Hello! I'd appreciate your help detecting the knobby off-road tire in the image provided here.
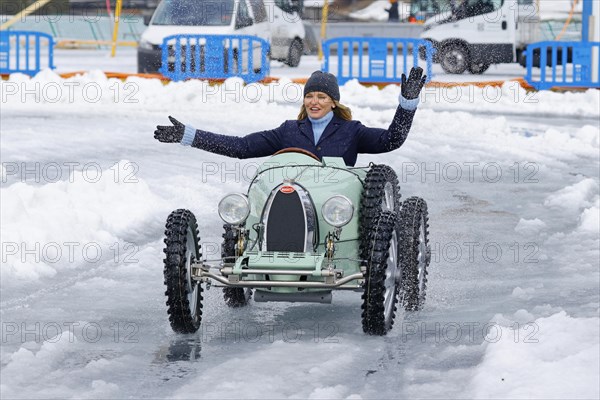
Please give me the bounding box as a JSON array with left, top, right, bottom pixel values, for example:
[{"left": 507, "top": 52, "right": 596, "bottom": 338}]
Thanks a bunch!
[
  {"left": 398, "top": 197, "right": 431, "bottom": 311},
  {"left": 359, "top": 164, "right": 401, "bottom": 261},
  {"left": 163, "top": 209, "right": 203, "bottom": 333},
  {"left": 222, "top": 224, "right": 252, "bottom": 307},
  {"left": 361, "top": 211, "right": 401, "bottom": 335}
]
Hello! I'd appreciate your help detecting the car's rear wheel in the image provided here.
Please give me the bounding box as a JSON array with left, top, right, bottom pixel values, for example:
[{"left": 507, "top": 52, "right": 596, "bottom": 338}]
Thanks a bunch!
[
  {"left": 359, "top": 164, "right": 401, "bottom": 241},
  {"left": 163, "top": 209, "right": 203, "bottom": 333},
  {"left": 398, "top": 197, "right": 431, "bottom": 311},
  {"left": 222, "top": 224, "right": 252, "bottom": 307},
  {"left": 361, "top": 211, "right": 401, "bottom": 335}
]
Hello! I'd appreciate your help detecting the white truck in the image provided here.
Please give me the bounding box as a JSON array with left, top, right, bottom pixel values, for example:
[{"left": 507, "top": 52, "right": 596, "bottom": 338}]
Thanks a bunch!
[
  {"left": 420, "top": 0, "right": 543, "bottom": 74},
  {"left": 137, "top": 0, "right": 306, "bottom": 73}
]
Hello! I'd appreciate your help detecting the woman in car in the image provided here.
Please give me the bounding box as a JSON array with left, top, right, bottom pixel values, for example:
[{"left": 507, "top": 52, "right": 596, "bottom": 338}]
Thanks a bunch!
[{"left": 154, "top": 67, "right": 426, "bottom": 167}]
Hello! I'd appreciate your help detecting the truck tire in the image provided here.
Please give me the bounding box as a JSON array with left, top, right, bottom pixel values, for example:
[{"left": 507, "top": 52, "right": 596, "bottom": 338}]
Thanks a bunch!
[
  {"left": 361, "top": 211, "right": 401, "bottom": 335},
  {"left": 222, "top": 224, "right": 252, "bottom": 307},
  {"left": 440, "top": 43, "right": 469, "bottom": 74},
  {"left": 468, "top": 62, "right": 489, "bottom": 74},
  {"left": 286, "top": 39, "right": 303, "bottom": 67},
  {"left": 398, "top": 197, "right": 431, "bottom": 311},
  {"left": 163, "top": 209, "right": 203, "bottom": 333}
]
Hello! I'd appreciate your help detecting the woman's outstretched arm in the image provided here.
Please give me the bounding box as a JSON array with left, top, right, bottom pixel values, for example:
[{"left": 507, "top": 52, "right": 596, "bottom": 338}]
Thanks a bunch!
[{"left": 155, "top": 117, "right": 284, "bottom": 159}]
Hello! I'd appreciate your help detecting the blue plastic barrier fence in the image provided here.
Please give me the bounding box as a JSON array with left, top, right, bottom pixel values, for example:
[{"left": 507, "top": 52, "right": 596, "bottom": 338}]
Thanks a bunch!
[
  {"left": 321, "top": 37, "right": 435, "bottom": 85},
  {"left": 524, "top": 41, "right": 600, "bottom": 90},
  {"left": 0, "top": 30, "right": 55, "bottom": 75},
  {"left": 160, "top": 34, "right": 269, "bottom": 83}
]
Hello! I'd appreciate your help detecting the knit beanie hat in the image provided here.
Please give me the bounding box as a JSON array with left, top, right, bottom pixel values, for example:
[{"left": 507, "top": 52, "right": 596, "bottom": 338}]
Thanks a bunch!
[{"left": 303, "top": 71, "right": 340, "bottom": 101}]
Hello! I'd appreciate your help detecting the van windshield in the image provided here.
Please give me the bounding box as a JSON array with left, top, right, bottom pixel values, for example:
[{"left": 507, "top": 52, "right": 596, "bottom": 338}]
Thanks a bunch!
[{"left": 152, "top": 0, "right": 235, "bottom": 26}]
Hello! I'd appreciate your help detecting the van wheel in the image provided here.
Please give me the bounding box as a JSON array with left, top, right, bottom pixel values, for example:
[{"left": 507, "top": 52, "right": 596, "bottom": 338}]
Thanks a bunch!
[
  {"left": 440, "top": 43, "right": 468, "bottom": 74},
  {"left": 468, "top": 62, "right": 489, "bottom": 74},
  {"left": 286, "top": 39, "right": 303, "bottom": 67}
]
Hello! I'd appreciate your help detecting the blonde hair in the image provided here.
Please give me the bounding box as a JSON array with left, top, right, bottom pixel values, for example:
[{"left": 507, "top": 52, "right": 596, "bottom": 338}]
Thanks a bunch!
[{"left": 297, "top": 100, "right": 352, "bottom": 121}]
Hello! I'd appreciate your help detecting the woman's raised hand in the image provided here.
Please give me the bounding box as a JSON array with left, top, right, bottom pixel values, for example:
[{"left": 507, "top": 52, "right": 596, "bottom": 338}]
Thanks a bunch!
[{"left": 401, "top": 67, "right": 427, "bottom": 100}]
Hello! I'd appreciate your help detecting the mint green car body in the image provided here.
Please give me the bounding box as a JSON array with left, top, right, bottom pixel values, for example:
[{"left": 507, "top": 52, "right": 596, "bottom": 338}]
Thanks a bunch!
[{"left": 229, "top": 153, "right": 369, "bottom": 297}]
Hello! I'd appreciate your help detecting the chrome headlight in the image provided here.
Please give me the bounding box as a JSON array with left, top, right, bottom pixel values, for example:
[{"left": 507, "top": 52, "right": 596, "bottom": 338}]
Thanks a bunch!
[
  {"left": 322, "top": 195, "right": 354, "bottom": 228},
  {"left": 218, "top": 193, "right": 250, "bottom": 225}
]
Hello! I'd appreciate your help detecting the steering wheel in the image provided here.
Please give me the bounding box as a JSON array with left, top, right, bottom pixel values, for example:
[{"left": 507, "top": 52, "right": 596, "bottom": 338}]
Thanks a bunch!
[{"left": 273, "top": 147, "right": 321, "bottom": 162}]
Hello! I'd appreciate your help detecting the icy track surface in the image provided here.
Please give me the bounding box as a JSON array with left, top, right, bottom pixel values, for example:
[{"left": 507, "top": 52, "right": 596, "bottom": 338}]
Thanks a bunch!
[{"left": 1, "top": 71, "right": 599, "bottom": 399}]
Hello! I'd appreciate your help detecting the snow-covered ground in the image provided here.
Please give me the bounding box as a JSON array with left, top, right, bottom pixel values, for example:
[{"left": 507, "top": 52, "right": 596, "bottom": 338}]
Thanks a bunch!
[{"left": 1, "top": 55, "right": 599, "bottom": 399}]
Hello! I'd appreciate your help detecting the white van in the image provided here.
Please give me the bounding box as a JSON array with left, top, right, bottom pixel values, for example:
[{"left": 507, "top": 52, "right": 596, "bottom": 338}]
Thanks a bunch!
[
  {"left": 420, "top": 0, "right": 543, "bottom": 74},
  {"left": 137, "top": 0, "right": 305, "bottom": 73}
]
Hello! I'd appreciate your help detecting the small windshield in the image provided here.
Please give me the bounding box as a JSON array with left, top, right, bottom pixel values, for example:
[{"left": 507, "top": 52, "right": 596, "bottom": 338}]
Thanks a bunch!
[{"left": 152, "top": 0, "right": 235, "bottom": 26}]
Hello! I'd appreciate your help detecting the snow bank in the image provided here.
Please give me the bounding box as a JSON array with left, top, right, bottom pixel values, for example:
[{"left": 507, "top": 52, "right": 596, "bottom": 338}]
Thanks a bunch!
[
  {"left": 3, "top": 72, "right": 600, "bottom": 120},
  {"left": 463, "top": 311, "right": 600, "bottom": 399},
  {"left": 578, "top": 200, "right": 600, "bottom": 233},
  {"left": 544, "top": 178, "right": 599, "bottom": 213},
  {"left": 514, "top": 218, "right": 547, "bottom": 236},
  {"left": 0, "top": 160, "right": 169, "bottom": 282}
]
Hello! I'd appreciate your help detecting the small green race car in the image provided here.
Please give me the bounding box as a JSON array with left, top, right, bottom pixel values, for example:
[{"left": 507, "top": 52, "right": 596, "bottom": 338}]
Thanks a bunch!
[{"left": 162, "top": 148, "right": 431, "bottom": 336}]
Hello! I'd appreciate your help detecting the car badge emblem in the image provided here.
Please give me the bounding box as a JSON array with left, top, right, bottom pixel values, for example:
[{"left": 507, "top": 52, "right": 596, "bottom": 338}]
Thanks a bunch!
[{"left": 280, "top": 185, "right": 295, "bottom": 194}]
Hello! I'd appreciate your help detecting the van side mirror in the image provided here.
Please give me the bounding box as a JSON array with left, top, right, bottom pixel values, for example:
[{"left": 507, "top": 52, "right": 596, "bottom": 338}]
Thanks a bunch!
[{"left": 143, "top": 14, "right": 152, "bottom": 25}]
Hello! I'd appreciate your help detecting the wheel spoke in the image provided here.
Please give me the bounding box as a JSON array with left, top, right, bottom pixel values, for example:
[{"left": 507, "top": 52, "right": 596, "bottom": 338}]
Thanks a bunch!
[
  {"left": 383, "top": 182, "right": 395, "bottom": 212},
  {"left": 384, "top": 232, "right": 398, "bottom": 319},
  {"left": 417, "top": 217, "right": 427, "bottom": 291},
  {"left": 186, "top": 229, "right": 198, "bottom": 319}
]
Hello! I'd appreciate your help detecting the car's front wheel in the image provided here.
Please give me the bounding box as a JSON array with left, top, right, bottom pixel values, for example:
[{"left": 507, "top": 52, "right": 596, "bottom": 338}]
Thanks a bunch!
[
  {"left": 163, "top": 209, "right": 203, "bottom": 333},
  {"left": 361, "top": 211, "right": 401, "bottom": 335}
]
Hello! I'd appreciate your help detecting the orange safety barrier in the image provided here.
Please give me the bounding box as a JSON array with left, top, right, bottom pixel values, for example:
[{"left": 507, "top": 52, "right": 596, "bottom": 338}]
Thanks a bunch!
[{"left": 3, "top": 71, "right": 593, "bottom": 91}]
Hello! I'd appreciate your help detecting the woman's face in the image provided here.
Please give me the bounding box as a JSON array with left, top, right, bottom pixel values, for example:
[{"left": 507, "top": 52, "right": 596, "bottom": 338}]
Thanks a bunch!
[{"left": 304, "top": 91, "right": 335, "bottom": 119}]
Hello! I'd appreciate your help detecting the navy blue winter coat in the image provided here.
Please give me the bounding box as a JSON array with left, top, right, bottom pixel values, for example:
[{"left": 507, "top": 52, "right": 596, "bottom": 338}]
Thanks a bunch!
[{"left": 187, "top": 105, "right": 416, "bottom": 167}]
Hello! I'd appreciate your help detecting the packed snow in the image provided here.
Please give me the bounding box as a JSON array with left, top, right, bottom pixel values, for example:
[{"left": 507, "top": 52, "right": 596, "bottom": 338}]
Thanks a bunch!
[{"left": 1, "top": 64, "right": 599, "bottom": 399}]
